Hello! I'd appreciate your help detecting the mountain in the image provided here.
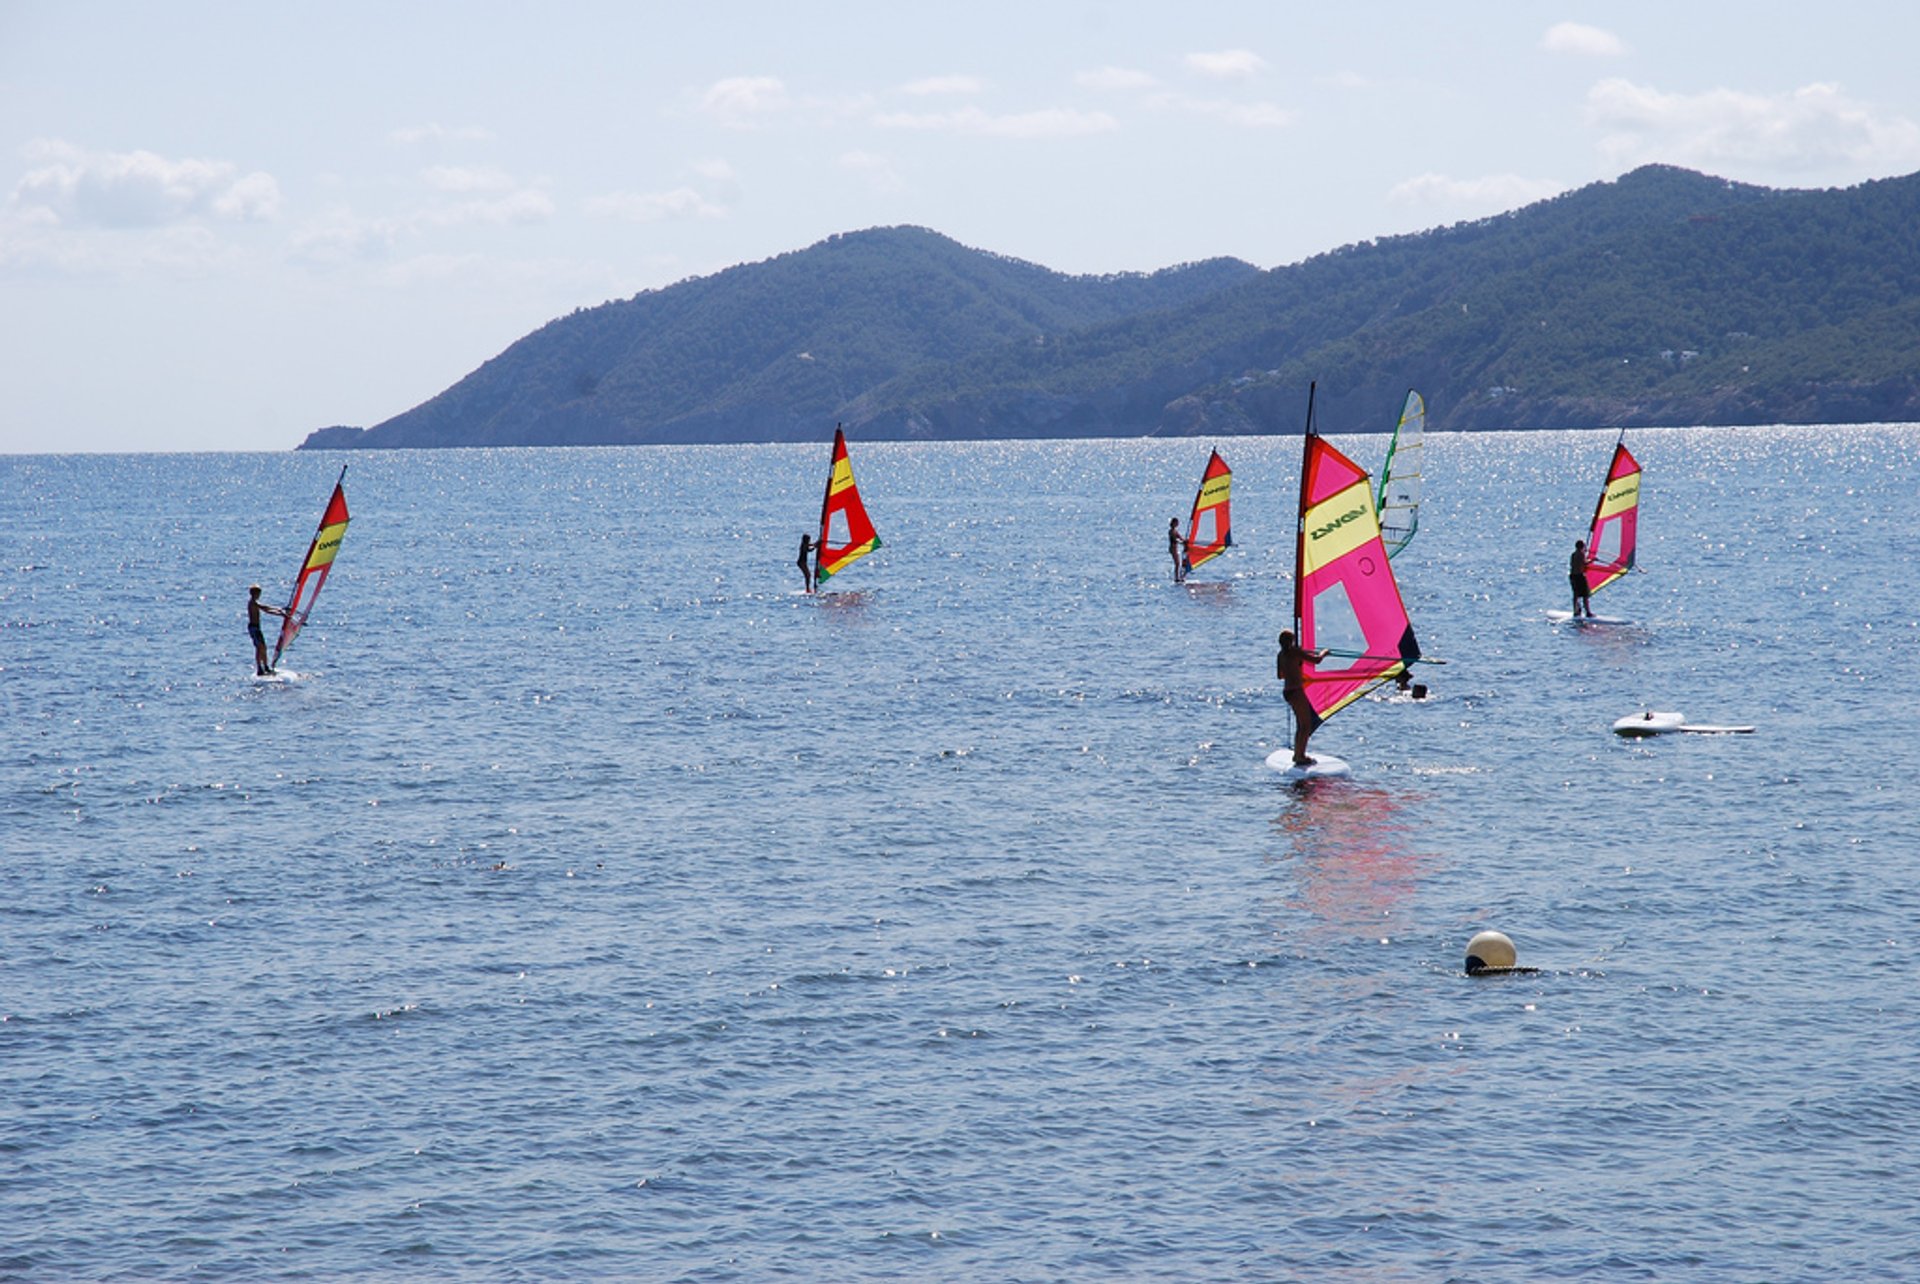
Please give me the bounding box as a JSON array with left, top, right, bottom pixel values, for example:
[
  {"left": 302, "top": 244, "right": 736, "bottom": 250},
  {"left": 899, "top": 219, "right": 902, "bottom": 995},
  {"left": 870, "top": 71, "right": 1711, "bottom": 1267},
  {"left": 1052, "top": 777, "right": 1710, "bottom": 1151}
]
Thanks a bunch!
[
  {"left": 300, "top": 165, "right": 1920, "bottom": 449},
  {"left": 307, "top": 228, "right": 1258, "bottom": 448}
]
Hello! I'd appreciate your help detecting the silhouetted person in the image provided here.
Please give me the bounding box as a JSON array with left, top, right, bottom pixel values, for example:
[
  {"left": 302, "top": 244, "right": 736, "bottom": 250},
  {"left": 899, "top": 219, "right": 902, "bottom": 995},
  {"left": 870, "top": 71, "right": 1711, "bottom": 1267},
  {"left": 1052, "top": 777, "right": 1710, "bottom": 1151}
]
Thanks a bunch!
[
  {"left": 1569, "top": 539, "right": 1594, "bottom": 617},
  {"left": 1168, "top": 518, "right": 1187, "bottom": 583},
  {"left": 1276, "top": 629, "right": 1330, "bottom": 765},
  {"left": 797, "top": 533, "right": 815, "bottom": 592},
  {"left": 247, "top": 585, "right": 286, "bottom": 676}
]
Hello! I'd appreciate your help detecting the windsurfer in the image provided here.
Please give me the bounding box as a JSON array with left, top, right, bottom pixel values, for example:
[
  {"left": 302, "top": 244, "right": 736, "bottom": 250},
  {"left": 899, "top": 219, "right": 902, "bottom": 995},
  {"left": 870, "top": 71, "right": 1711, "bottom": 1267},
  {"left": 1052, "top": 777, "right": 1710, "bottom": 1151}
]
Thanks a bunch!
[
  {"left": 797, "top": 533, "right": 815, "bottom": 592},
  {"left": 1395, "top": 670, "right": 1428, "bottom": 700},
  {"left": 1276, "top": 629, "right": 1331, "bottom": 765},
  {"left": 247, "top": 585, "right": 286, "bottom": 676},
  {"left": 1569, "top": 539, "right": 1594, "bottom": 617},
  {"left": 1168, "top": 518, "right": 1187, "bottom": 582}
]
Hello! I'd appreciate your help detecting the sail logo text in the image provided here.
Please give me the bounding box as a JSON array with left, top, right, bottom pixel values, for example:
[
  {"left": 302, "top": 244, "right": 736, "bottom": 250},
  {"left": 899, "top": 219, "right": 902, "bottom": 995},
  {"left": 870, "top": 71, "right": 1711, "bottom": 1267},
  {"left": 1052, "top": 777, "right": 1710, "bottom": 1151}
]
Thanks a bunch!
[
  {"left": 1310, "top": 508, "right": 1366, "bottom": 540},
  {"left": 1607, "top": 482, "right": 1639, "bottom": 502}
]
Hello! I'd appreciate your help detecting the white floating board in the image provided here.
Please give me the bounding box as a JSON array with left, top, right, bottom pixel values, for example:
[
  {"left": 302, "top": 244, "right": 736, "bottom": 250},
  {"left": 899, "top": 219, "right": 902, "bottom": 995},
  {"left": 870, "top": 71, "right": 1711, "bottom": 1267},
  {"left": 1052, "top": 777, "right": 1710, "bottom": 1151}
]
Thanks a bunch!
[
  {"left": 1265, "top": 749, "right": 1352, "bottom": 780},
  {"left": 1548, "top": 609, "right": 1632, "bottom": 626},
  {"left": 1679, "top": 723, "right": 1756, "bottom": 735},
  {"left": 1613, "top": 711, "right": 1684, "bottom": 736}
]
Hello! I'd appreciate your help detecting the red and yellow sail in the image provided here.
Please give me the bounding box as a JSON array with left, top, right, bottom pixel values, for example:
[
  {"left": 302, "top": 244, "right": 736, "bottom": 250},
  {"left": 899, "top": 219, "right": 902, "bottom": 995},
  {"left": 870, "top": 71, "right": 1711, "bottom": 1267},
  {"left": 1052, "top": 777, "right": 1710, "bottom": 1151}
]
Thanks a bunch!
[
  {"left": 814, "top": 426, "right": 880, "bottom": 584},
  {"left": 272, "top": 467, "right": 350, "bottom": 664},
  {"left": 1182, "top": 449, "right": 1233, "bottom": 574},
  {"left": 1582, "top": 440, "right": 1641, "bottom": 596},
  {"left": 1295, "top": 402, "right": 1420, "bottom": 726}
]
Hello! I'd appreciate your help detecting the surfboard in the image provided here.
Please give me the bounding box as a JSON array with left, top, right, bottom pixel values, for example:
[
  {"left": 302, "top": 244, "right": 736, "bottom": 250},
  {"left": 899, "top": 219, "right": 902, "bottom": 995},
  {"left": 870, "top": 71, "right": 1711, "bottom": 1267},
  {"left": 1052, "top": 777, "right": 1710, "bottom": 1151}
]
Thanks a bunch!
[
  {"left": 1548, "top": 609, "right": 1632, "bottom": 625},
  {"left": 1613, "top": 710, "right": 1684, "bottom": 736},
  {"left": 1679, "top": 723, "right": 1756, "bottom": 735},
  {"left": 250, "top": 669, "right": 302, "bottom": 684},
  {"left": 1265, "top": 749, "right": 1352, "bottom": 780}
]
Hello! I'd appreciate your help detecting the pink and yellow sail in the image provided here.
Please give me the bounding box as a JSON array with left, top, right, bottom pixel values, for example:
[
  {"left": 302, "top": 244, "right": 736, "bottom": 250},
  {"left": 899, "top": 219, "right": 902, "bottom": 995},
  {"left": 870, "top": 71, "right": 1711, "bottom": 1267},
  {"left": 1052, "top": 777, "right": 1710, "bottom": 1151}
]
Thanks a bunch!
[
  {"left": 272, "top": 467, "right": 350, "bottom": 665},
  {"left": 1182, "top": 449, "right": 1233, "bottom": 574},
  {"left": 1294, "top": 388, "right": 1420, "bottom": 727},
  {"left": 1580, "top": 438, "right": 1641, "bottom": 596},
  {"left": 814, "top": 426, "right": 880, "bottom": 584}
]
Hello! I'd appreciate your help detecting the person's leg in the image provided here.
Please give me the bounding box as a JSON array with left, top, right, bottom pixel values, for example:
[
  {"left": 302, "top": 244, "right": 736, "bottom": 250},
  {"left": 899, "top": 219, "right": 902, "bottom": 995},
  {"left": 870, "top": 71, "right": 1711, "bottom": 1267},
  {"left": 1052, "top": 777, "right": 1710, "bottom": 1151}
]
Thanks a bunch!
[{"left": 1288, "top": 691, "right": 1315, "bottom": 764}]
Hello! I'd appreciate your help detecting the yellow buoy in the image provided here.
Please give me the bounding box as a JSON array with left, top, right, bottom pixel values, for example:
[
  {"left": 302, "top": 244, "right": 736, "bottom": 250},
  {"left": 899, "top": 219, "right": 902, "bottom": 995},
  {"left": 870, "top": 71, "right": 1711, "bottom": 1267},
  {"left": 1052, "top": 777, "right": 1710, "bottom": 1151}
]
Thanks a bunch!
[{"left": 1465, "top": 929, "right": 1517, "bottom": 974}]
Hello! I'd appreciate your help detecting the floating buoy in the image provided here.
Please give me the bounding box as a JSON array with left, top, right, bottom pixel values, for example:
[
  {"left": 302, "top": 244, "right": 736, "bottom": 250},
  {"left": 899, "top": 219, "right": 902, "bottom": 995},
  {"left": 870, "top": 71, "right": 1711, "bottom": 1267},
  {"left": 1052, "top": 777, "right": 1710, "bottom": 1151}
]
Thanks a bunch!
[{"left": 1465, "top": 929, "right": 1517, "bottom": 975}]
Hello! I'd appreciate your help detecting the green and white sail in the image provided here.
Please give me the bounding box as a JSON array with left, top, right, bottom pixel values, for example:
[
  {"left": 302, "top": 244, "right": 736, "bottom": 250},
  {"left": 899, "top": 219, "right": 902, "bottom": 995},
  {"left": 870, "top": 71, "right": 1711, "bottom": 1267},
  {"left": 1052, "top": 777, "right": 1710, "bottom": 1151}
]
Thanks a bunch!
[{"left": 1377, "top": 389, "right": 1425, "bottom": 560}]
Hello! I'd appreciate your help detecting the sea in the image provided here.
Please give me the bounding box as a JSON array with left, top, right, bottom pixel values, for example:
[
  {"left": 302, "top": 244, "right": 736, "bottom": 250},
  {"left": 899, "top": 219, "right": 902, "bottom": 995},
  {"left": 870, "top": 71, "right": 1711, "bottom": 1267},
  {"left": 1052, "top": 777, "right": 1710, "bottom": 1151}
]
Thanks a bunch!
[{"left": 3, "top": 426, "right": 1918, "bottom": 1281}]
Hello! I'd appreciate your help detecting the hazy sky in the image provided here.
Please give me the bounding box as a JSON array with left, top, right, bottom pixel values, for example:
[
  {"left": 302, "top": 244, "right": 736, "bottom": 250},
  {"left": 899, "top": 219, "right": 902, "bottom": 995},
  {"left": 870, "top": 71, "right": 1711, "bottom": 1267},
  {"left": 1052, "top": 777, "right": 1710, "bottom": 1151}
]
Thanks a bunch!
[{"left": 4, "top": 2, "right": 1918, "bottom": 453}]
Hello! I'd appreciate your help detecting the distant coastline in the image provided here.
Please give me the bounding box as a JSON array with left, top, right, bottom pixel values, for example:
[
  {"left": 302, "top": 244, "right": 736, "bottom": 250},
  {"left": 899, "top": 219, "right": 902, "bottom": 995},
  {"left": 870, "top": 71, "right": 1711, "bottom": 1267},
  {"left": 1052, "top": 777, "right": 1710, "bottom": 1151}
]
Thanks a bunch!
[{"left": 300, "top": 164, "right": 1920, "bottom": 451}]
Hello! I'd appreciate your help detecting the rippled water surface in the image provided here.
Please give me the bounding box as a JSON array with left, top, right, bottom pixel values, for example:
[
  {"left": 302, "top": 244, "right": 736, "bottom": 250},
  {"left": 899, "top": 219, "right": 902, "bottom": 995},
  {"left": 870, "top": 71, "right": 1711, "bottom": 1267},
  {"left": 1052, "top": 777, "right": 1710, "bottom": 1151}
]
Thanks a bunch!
[{"left": 4, "top": 428, "right": 1919, "bottom": 1280}]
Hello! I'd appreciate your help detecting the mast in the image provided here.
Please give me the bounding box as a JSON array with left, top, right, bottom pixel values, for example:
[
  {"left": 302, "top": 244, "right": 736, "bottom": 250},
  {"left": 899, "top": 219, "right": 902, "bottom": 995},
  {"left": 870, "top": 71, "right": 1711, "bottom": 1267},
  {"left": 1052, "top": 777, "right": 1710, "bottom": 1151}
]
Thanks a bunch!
[{"left": 1292, "top": 381, "right": 1317, "bottom": 637}]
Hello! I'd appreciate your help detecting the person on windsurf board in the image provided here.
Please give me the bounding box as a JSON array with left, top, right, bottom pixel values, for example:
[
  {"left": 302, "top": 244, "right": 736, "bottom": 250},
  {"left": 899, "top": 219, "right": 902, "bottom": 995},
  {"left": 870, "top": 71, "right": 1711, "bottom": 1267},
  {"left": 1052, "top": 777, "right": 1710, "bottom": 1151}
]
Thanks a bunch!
[
  {"left": 247, "top": 585, "right": 287, "bottom": 676},
  {"left": 1276, "top": 629, "right": 1331, "bottom": 766},
  {"left": 1569, "top": 539, "right": 1595, "bottom": 618},
  {"left": 1168, "top": 517, "right": 1187, "bottom": 583},
  {"left": 797, "top": 533, "right": 815, "bottom": 592}
]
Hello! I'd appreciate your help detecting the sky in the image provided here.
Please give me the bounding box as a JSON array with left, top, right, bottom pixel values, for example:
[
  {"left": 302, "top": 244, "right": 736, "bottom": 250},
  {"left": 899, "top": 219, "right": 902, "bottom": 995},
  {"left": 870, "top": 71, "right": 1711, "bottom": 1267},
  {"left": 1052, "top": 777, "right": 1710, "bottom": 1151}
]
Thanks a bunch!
[{"left": 3, "top": 2, "right": 1919, "bottom": 454}]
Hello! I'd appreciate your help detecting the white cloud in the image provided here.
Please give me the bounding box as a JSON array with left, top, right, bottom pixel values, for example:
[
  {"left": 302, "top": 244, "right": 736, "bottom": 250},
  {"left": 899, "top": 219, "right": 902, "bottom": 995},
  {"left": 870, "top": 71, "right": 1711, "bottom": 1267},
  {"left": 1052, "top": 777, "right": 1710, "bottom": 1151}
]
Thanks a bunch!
[
  {"left": 1076, "top": 66, "right": 1159, "bottom": 92},
  {"left": 288, "top": 187, "right": 555, "bottom": 267},
  {"left": 437, "top": 190, "right": 555, "bottom": 226},
  {"left": 1184, "top": 50, "right": 1267, "bottom": 80},
  {"left": 872, "top": 106, "right": 1118, "bottom": 139},
  {"left": 390, "top": 123, "right": 494, "bottom": 146},
  {"left": 697, "top": 76, "right": 791, "bottom": 126},
  {"left": 421, "top": 165, "right": 517, "bottom": 193},
  {"left": 1144, "top": 94, "right": 1294, "bottom": 129},
  {"left": 290, "top": 207, "right": 402, "bottom": 264},
  {"left": 1319, "top": 70, "right": 1375, "bottom": 91},
  {"left": 899, "top": 74, "right": 984, "bottom": 96},
  {"left": 691, "top": 76, "right": 873, "bottom": 129},
  {"left": 585, "top": 187, "right": 728, "bottom": 222},
  {"left": 9, "top": 140, "right": 281, "bottom": 228},
  {"left": 1541, "top": 22, "right": 1627, "bottom": 57},
  {"left": 1388, "top": 172, "right": 1570, "bottom": 212},
  {"left": 211, "top": 171, "right": 282, "bottom": 221},
  {"left": 839, "top": 150, "right": 904, "bottom": 193},
  {"left": 692, "top": 158, "right": 736, "bottom": 182},
  {"left": 1586, "top": 78, "right": 1920, "bottom": 174},
  {"left": 0, "top": 216, "right": 244, "bottom": 274}
]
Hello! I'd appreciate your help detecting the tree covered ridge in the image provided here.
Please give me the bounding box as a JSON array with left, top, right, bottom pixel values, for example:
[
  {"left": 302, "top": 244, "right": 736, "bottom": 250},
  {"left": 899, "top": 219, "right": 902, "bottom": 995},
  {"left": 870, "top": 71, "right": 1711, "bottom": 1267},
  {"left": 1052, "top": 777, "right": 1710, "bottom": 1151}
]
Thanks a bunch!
[{"left": 300, "top": 165, "right": 1920, "bottom": 450}]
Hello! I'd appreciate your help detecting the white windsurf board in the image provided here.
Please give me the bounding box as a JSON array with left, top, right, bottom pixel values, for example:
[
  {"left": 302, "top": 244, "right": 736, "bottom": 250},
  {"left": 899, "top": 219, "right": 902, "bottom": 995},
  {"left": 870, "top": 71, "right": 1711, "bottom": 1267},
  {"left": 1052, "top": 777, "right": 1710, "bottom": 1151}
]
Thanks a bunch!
[
  {"left": 1679, "top": 723, "right": 1756, "bottom": 735},
  {"left": 1548, "top": 609, "right": 1632, "bottom": 626},
  {"left": 1613, "top": 710, "right": 1684, "bottom": 736},
  {"left": 1265, "top": 749, "right": 1352, "bottom": 780}
]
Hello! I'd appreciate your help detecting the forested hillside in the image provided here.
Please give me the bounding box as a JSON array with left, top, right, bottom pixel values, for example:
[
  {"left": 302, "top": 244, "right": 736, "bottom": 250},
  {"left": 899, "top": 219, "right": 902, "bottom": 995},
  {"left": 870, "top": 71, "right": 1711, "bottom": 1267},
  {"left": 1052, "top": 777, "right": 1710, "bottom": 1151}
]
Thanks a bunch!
[
  {"left": 309, "top": 228, "right": 1257, "bottom": 448},
  {"left": 302, "top": 165, "right": 1920, "bottom": 449}
]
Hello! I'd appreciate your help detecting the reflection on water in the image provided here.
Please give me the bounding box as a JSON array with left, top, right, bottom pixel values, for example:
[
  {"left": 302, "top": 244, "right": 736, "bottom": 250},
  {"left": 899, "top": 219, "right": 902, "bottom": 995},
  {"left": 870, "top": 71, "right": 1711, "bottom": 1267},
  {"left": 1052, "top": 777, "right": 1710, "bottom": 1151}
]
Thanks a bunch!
[
  {"left": 1273, "top": 783, "right": 1432, "bottom": 938},
  {"left": 1178, "top": 579, "right": 1238, "bottom": 607}
]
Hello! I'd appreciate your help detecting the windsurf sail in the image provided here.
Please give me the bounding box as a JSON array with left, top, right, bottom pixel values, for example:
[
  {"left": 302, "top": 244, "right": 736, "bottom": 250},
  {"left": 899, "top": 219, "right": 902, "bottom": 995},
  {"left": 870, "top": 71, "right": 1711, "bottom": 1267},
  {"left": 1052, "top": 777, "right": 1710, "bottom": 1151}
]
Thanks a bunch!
[
  {"left": 814, "top": 425, "right": 880, "bottom": 585},
  {"left": 1294, "top": 385, "right": 1421, "bottom": 728},
  {"left": 1377, "top": 389, "right": 1425, "bottom": 560},
  {"left": 272, "top": 466, "right": 350, "bottom": 665},
  {"left": 1581, "top": 435, "right": 1642, "bottom": 596},
  {"left": 1182, "top": 449, "right": 1233, "bottom": 574}
]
